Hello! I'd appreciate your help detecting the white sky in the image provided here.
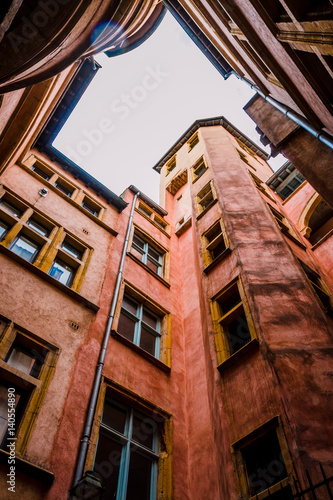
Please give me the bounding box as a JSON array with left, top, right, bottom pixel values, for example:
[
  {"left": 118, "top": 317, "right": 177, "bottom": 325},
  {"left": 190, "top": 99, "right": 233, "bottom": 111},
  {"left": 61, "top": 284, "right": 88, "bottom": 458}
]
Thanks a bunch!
[{"left": 54, "top": 11, "right": 284, "bottom": 203}]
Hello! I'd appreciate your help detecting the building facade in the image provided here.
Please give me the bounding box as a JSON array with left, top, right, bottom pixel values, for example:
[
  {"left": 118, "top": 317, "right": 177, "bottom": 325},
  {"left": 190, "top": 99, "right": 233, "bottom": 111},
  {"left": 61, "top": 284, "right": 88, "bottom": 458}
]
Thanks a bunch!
[{"left": 0, "top": 57, "right": 332, "bottom": 500}]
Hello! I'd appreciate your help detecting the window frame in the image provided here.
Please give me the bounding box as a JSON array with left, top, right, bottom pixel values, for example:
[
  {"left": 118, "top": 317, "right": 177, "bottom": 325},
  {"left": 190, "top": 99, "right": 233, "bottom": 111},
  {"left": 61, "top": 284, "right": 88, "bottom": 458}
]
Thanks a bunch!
[
  {"left": 0, "top": 317, "right": 58, "bottom": 456},
  {"left": 201, "top": 218, "right": 230, "bottom": 270},
  {"left": 136, "top": 200, "right": 169, "bottom": 235},
  {"left": 165, "top": 156, "right": 176, "bottom": 176},
  {"left": 298, "top": 260, "right": 333, "bottom": 316},
  {"left": 231, "top": 417, "right": 296, "bottom": 500},
  {"left": 118, "top": 293, "right": 162, "bottom": 359},
  {"left": 210, "top": 278, "right": 258, "bottom": 367},
  {"left": 129, "top": 228, "right": 169, "bottom": 283},
  {"left": 187, "top": 132, "right": 199, "bottom": 152},
  {"left": 194, "top": 180, "right": 218, "bottom": 219},
  {"left": 85, "top": 384, "right": 173, "bottom": 500},
  {"left": 191, "top": 156, "right": 208, "bottom": 183}
]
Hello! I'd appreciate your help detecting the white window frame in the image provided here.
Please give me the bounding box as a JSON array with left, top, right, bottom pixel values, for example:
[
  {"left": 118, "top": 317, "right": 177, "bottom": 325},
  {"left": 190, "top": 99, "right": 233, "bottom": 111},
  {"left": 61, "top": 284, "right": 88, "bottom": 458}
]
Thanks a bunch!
[{"left": 132, "top": 233, "right": 163, "bottom": 276}]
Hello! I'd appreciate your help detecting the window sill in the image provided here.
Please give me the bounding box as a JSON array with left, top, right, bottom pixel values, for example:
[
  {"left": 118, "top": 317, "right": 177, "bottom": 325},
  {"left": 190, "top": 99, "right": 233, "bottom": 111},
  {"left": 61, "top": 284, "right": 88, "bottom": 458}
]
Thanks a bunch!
[
  {"left": 127, "top": 252, "right": 170, "bottom": 288},
  {"left": 111, "top": 330, "right": 171, "bottom": 373},
  {"left": 217, "top": 338, "right": 259, "bottom": 373},
  {"left": 0, "top": 244, "right": 99, "bottom": 312},
  {"left": 196, "top": 198, "right": 218, "bottom": 220},
  {"left": 203, "top": 248, "right": 231, "bottom": 274},
  {"left": 135, "top": 208, "right": 170, "bottom": 237},
  {"left": 0, "top": 449, "right": 54, "bottom": 484}
]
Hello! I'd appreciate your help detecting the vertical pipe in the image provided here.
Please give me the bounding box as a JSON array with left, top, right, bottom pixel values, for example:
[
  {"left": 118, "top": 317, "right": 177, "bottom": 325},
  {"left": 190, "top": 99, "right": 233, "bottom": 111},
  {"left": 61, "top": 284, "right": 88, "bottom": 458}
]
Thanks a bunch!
[{"left": 72, "top": 191, "right": 140, "bottom": 487}]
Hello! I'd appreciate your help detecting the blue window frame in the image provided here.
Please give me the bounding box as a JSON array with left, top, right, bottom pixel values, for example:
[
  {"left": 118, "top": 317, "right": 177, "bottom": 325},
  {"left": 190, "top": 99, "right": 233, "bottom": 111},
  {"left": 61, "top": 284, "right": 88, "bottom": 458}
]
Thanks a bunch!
[
  {"left": 131, "top": 233, "right": 163, "bottom": 276},
  {"left": 93, "top": 398, "right": 159, "bottom": 500},
  {"left": 118, "top": 295, "right": 161, "bottom": 358}
]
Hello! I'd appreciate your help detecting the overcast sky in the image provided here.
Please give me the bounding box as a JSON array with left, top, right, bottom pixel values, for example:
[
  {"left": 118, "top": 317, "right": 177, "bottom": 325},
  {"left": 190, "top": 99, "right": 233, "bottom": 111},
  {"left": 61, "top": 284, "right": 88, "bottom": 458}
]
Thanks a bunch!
[{"left": 54, "top": 11, "right": 284, "bottom": 202}]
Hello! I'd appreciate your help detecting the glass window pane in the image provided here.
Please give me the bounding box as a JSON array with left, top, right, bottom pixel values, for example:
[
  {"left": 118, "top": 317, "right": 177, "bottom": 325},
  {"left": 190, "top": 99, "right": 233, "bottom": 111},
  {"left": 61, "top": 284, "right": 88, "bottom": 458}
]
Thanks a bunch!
[
  {"left": 227, "top": 312, "right": 251, "bottom": 354},
  {"left": 132, "top": 414, "right": 154, "bottom": 450},
  {"left": 6, "top": 348, "right": 35, "bottom": 375},
  {"left": 49, "top": 258, "right": 74, "bottom": 286},
  {"left": 61, "top": 241, "right": 83, "bottom": 260},
  {"left": 0, "top": 200, "right": 22, "bottom": 217},
  {"left": 142, "top": 309, "right": 158, "bottom": 330},
  {"left": 94, "top": 434, "right": 122, "bottom": 499},
  {"left": 140, "top": 327, "right": 156, "bottom": 356},
  {"left": 31, "top": 165, "right": 50, "bottom": 180},
  {"left": 118, "top": 313, "right": 136, "bottom": 342},
  {"left": 102, "top": 400, "right": 127, "bottom": 434},
  {"left": 27, "top": 218, "right": 50, "bottom": 237},
  {"left": 122, "top": 296, "right": 138, "bottom": 315},
  {"left": 132, "top": 246, "right": 144, "bottom": 261},
  {"left": 133, "top": 234, "right": 145, "bottom": 250},
  {"left": 10, "top": 235, "right": 40, "bottom": 263},
  {"left": 82, "top": 201, "right": 98, "bottom": 216},
  {"left": 0, "top": 221, "right": 9, "bottom": 240},
  {"left": 146, "top": 259, "right": 159, "bottom": 274},
  {"left": 126, "top": 451, "right": 152, "bottom": 500},
  {"left": 54, "top": 182, "right": 72, "bottom": 197},
  {"left": 147, "top": 246, "right": 160, "bottom": 261}
]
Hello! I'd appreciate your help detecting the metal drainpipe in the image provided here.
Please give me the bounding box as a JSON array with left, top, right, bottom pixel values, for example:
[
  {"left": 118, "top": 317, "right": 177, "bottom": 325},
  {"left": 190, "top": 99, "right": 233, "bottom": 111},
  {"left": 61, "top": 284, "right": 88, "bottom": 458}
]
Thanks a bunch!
[
  {"left": 229, "top": 71, "right": 333, "bottom": 150},
  {"left": 72, "top": 191, "right": 140, "bottom": 487}
]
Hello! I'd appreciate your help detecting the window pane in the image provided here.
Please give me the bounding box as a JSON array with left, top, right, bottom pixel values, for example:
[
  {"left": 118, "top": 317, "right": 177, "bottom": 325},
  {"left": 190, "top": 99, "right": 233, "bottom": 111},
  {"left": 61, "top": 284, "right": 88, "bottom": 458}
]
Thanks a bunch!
[
  {"left": 227, "top": 312, "right": 251, "bottom": 354},
  {"left": 102, "top": 400, "right": 127, "bottom": 434},
  {"left": 142, "top": 309, "right": 158, "bottom": 330},
  {"left": 147, "top": 246, "right": 160, "bottom": 261},
  {"left": 140, "top": 326, "right": 156, "bottom": 356},
  {"left": 49, "top": 258, "right": 74, "bottom": 286},
  {"left": 0, "top": 200, "right": 22, "bottom": 217},
  {"left": 27, "top": 218, "right": 50, "bottom": 237},
  {"left": 132, "top": 246, "right": 144, "bottom": 261},
  {"left": 0, "top": 221, "right": 9, "bottom": 240},
  {"left": 61, "top": 241, "right": 83, "bottom": 260},
  {"left": 122, "top": 296, "right": 138, "bottom": 315},
  {"left": 10, "top": 235, "right": 40, "bottom": 263},
  {"left": 31, "top": 165, "right": 50, "bottom": 180},
  {"left": 54, "top": 182, "right": 72, "bottom": 197},
  {"left": 6, "top": 348, "right": 35, "bottom": 375},
  {"left": 118, "top": 313, "right": 136, "bottom": 342},
  {"left": 211, "top": 240, "right": 226, "bottom": 260},
  {"left": 133, "top": 234, "right": 145, "bottom": 250},
  {"left": 94, "top": 434, "right": 122, "bottom": 499},
  {"left": 218, "top": 285, "right": 241, "bottom": 316},
  {"left": 132, "top": 414, "right": 154, "bottom": 450},
  {"left": 146, "top": 259, "right": 159, "bottom": 274},
  {"left": 126, "top": 451, "right": 152, "bottom": 500},
  {"left": 82, "top": 201, "right": 98, "bottom": 216}
]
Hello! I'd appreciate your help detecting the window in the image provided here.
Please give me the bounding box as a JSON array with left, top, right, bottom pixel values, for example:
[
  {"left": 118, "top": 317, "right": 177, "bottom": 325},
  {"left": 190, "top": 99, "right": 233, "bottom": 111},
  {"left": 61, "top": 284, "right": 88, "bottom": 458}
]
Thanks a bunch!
[
  {"left": 0, "top": 220, "right": 10, "bottom": 241},
  {"left": 93, "top": 398, "right": 159, "bottom": 500},
  {"left": 131, "top": 232, "right": 164, "bottom": 277},
  {"left": 26, "top": 217, "right": 50, "bottom": 237},
  {"left": 118, "top": 294, "right": 161, "bottom": 357},
  {"left": 188, "top": 133, "right": 199, "bottom": 151},
  {"left": 191, "top": 156, "right": 208, "bottom": 182},
  {"left": 81, "top": 197, "right": 101, "bottom": 217},
  {"left": 0, "top": 319, "right": 58, "bottom": 454},
  {"left": 211, "top": 279, "right": 257, "bottom": 365},
  {"left": 232, "top": 422, "right": 293, "bottom": 499},
  {"left": 248, "top": 171, "right": 276, "bottom": 202},
  {"left": 267, "top": 204, "right": 300, "bottom": 241},
  {"left": 9, "top": 234, "right": 41, "bottom": 263},
  {"left": 31, "top": 163, "right": 51, "bottom": 181},
  {"left": 0, "top": 198, "right": 23, "bottom": 218},
  {"left": 54, "top": 180, "right": 73, "bottom": 197},
  {"left": 201, "top": 219, "right": 229, "bottom": 268},
  {"left": 278, "top": 172, "right": 305, "bottom": 200},
  {"left": 194, "top": 180, "right": 217, "bottom": 218},
  {"left": 166, "top": 156, "right": 176, "bottom": 176},
  {"left": 49, "top": 258, "right": 75, "bottom": 286},
  {"left": 48, "top": 236, "right": 87, "bottom": 288},
  {"left": 136, "top": 201, "right": 169, "bottom": 233},
  {"left": 299, "top": 261, "right": 333, "bottom": 316},
  {"left": 307, "top": 198, "right": 333, "bottom": 245}
]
